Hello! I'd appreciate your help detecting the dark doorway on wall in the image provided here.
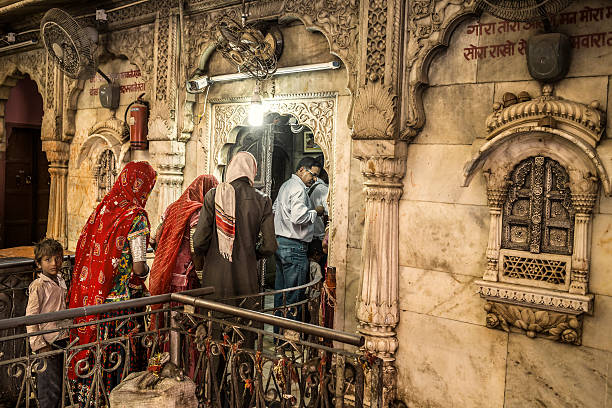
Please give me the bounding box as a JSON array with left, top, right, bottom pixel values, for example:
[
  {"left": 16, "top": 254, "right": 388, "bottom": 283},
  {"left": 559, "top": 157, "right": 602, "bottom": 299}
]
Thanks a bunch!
[
  {"left": 1, "top": 76, "right": 47, "bottom": 249},
  {"left": 2, "top": 128, "right": 49, "bottom": 248}
]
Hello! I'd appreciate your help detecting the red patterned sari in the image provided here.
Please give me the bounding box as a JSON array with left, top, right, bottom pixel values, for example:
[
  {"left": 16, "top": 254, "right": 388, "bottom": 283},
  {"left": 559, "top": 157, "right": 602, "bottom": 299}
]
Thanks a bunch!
[
  {"left": 69, "top": 161, "right": 156, "bottom": 371},
  {"left": 149, "top": 175, "right": 218, "bottom": 297}
]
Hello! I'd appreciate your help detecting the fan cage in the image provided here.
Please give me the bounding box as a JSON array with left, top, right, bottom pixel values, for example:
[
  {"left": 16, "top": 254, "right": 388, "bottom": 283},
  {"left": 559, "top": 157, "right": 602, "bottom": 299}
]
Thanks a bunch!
[
  {"left": 40, "top": 8, "right": 97, "bottom": 80},
  {"left": 476, "top": 0, "right": 573, "bottom": 22}
]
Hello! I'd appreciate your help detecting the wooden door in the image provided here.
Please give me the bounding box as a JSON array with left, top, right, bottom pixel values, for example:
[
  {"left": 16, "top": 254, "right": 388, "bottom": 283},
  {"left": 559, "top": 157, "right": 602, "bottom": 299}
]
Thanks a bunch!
[{"left": 3, "top": 127, "right": 48, "bottom": 248}]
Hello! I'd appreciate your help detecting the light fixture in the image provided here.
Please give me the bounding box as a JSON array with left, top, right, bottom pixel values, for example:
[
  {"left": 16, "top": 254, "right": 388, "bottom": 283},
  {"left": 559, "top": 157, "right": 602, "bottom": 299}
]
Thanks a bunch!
[
  {"left": 248, "top": 85, "right": 265, "bottom": 126},
  {"left": 187, "top": 61, "right": 341, "bottom": 93},
  {"left": 0, "top": 39, "right": 37, "bottom": 54}
]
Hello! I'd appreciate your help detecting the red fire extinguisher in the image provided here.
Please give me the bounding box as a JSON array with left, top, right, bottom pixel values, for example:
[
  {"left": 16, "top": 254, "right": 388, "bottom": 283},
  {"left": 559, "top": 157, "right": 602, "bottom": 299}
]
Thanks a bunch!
[{"left": 125, "top": 93, "right": 149, "bottom": 150}]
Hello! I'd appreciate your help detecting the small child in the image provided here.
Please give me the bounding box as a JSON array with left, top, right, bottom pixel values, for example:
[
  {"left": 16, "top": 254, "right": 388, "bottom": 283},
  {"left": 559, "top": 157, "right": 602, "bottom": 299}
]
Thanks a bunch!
[{"left": 25, "top": 238, "right": 68, "bottom": 408}]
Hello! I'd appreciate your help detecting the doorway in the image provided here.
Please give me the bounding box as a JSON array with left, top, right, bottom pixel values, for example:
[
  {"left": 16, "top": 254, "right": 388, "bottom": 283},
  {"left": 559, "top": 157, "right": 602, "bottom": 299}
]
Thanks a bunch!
[
  {"left": 226, "top": 113, "right": 325, "bottom": 289},
  {"left": 0, "top": 76, "right": 47, "bottom": 249},
  {"left": 2, "top": 128, "right": 50, "bottom": 248}
]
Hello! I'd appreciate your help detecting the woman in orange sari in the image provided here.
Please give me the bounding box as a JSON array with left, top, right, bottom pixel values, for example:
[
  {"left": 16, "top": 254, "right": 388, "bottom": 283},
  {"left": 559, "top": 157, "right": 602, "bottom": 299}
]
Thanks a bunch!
[
  {"left": 149, "top": 175, "right": 218, "bottom": 297},
  {"left": 69, "top": 161, "right": 157, "bottom": 403}
]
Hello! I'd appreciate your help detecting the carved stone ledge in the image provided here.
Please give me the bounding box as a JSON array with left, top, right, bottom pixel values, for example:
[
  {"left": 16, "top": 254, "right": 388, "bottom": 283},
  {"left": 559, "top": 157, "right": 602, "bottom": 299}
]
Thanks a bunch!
[
  {"left": 485, "top": 85, "right": 606, "bottom": 145},
  {"left": 476, "top": 280, "right": 594, "bottom": 315},
  {"left": 484, "top": 301, "right": 583, "bottom": 345}
]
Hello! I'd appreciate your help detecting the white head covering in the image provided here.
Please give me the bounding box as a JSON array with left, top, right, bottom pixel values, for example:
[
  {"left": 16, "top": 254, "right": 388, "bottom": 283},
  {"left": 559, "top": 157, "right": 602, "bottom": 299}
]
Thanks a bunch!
[{"left": 214, "top": 152, "right": 257, "bottom": 261}]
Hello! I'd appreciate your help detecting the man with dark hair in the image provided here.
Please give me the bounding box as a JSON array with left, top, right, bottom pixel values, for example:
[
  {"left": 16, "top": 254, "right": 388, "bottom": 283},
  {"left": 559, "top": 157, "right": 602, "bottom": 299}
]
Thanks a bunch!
[{"left": 273, "top": 156, "right": 323, "bottom": 320}]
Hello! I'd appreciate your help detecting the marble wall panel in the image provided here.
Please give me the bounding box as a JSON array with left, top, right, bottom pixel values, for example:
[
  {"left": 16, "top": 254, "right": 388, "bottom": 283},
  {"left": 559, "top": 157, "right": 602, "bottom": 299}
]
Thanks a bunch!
[
  {"left": 413, "top": 83, "right": 494, "bottom": 145},
  {"left": 395, "top": 311, "right": 507, "bottom": 407},
  {"left": 398, "top": 200, "right": 488, "bottom": 277},
  {"left": 340, "top": 247, "right": 361, "bottom": 335},
  {"left": 588, "top": 212, "right": 612, "bottom": 297},
  {"left": 428, "top": 18, "right": 479, "bottom": 86},
  {"left": 504, "top": 334, "right": 610, "bottom": 408},
  {"left": 583, "top": 294, "right": 612, "bottom": 352},
  {"left": 398, "top": 266, "right": 484, "bottom": 326},
  {"left": 346, "top": 155, "right": 364, "bottom": 249},
  {"left": 402, "top": 144, "right": 487, "bottom": 206}
]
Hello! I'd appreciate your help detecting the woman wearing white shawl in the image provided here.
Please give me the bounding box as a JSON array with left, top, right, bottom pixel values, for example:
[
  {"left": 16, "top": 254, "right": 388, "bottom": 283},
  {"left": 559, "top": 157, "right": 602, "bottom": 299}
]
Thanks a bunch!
[{"left": 193, "top": 152, "right": 277, "bottom": 298}]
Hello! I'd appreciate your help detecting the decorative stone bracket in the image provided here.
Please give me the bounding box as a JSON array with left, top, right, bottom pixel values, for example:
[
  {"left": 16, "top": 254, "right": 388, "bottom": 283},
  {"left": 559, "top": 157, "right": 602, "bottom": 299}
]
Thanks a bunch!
[{"left": 463, "top": 85, "right": 607, "bottom": 345}]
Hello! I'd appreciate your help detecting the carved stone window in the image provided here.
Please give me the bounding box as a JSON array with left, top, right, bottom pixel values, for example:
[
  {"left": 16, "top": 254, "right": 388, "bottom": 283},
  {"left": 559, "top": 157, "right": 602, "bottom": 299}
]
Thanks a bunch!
[
  {"left": 462, "top": 85, "right": 607, "bottom": 345},
  {"left": 95, "top": 149, "right": 117, "bottom": 201},
  {"left": 502, "top": 156, "right": 574, "bottom": 255}
]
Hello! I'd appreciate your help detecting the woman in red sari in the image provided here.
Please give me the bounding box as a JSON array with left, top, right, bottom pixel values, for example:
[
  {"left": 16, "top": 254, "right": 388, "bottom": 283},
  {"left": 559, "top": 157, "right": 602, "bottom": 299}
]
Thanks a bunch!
[
  {"left": 69, "top": 161, "right": 157, "bottom": 403},
  {"left": 148, "top": 175, "right": 218, "bottom": 377},
  {"left": 149, "top": 174, "right": 218, "bottom": 296}
]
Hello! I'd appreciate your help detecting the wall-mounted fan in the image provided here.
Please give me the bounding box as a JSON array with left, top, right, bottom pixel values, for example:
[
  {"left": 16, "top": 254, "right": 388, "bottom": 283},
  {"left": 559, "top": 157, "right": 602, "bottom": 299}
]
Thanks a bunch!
[
  {"left": 476, "top": 0, "right": 574, "bottom": 83},
  {"left": 215, "top": 15, "right": 283, "bottom": 81},
  {"left": 40, "top": 8, "right": 119, "bottom": 109},
  {"left": 475, "top": 0, "right": 573, "bottom": 23}
]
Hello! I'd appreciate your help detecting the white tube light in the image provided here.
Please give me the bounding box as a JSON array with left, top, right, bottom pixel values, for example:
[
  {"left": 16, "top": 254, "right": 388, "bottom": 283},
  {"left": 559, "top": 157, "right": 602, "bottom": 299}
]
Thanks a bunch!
[
  {"left": 0, "top": 39, "right": 37, "bottom": 53},
  {"left": 187, "top": 61, "right": 341, "bottom": 93}
]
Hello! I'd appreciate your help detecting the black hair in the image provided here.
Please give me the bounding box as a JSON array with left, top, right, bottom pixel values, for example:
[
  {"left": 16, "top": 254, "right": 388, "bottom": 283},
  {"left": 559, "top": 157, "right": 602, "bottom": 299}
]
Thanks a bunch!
[
  {"left": 295, "top": 156, "right": 321, "bottom": 172},
  {"left": 34, "top": 238, "right": 64, "bottom": 264},
  {"left": 308, "top": 240, "right": 323, "bottom": 258},
  {"left": 318, "top": 168, "right": 329, "bottom": 184}
]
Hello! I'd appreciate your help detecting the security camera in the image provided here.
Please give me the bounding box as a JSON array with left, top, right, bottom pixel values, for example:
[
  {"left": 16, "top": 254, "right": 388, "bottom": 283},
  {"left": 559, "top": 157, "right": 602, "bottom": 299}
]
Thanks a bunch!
[{"left": 186, "top": 76, "right": 211, "bottom": 93}]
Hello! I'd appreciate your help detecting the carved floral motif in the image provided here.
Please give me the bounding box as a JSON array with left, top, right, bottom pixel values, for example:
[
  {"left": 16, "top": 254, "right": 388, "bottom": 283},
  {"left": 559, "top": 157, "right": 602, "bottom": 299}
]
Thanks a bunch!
[
  {"left": 108, "top": 25, "right": 155, "bottom": 81},
  {"left": 484, "top": 302, "right": 582, "bottom": 345},
  {"left": 352, "top": 82, "right": 396, "bottom": 139},
  {"left": 281, "top": 0, "right": 359, "bottom": 86},
  {"left": 366, "top": 0, "right": 388, "bottom": 83}
]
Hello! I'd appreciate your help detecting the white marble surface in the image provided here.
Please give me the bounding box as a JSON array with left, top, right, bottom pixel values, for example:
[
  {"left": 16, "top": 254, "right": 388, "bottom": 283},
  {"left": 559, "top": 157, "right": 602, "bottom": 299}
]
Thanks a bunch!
[
  {"left": 583, "top": 294, "right": 612, "bottom": 353},
  {"left": 504, "top": 333, "right": 610, "bottom": 408},
  {"left": 413, "top": 83, "right": 494, "bottom": 145},
  {"left": 428, "top": 18, "right": 479, "bottom": 86},
  {"left": 398, "top": 200, "right": 489, "bottom": 277},
  {"left": 402, "top": 144, "right": 487, "bottom": 206},
  {"left": 395, "top": 310, "right": 507, "bottom": 407},
  {"left": 588, "top": 212, "right": 612, "bottom": 297},
  {"left": 398, "top": 266, "right": 484, "bottom": 326}
]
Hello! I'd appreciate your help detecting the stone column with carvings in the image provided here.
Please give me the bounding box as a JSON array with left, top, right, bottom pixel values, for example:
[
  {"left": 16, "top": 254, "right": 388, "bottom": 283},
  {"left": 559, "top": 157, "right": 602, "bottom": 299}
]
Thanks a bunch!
[
  {"left": 570, "top": 191, "right": 597, "bottom": 295},
  {"left": 353, "top": 140, "right": 406, "bottom": 405},
  {"left": 149, "top": 140, "right": 185, "bottom": 224},
  {"left": 42, "top": 140, "right": 70, "bottom": 248},
  {"left": 484, "top": 183, "right": 508, "bottom": 282}
]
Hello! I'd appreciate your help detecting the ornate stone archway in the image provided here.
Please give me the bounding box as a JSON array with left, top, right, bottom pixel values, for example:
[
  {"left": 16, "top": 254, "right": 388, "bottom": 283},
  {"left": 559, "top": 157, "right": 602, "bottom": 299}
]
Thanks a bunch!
[{"left": 207, "top": 92, "right": 338, "bottom": 259}]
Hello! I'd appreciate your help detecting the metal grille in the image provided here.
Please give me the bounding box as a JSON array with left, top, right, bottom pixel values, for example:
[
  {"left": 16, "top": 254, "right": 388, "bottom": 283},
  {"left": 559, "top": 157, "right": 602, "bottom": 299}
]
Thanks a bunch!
[
  {"left": 502, "top": 254, "right": 567, "bottom": 284},
  {"left": 502, "top": 156, "right": 574, "bottom": 255}
]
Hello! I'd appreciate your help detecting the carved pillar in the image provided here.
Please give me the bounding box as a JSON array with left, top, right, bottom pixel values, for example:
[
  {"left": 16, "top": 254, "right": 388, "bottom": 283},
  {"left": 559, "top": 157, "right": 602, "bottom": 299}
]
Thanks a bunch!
[
  {"left": 484, "top": 184, "right": 508, "bottom": 282},
  {"left": 42, "top": 140, "right": 70, "bottom": 248},
  {"left": 569, "top": 192, "right": 597, "bottom": 295},
  {"left": 150, "top": 140, "right": 185, "bottom": 224},
  {"left": 354, "top": 140, "right": 406, "bottom": 406}
]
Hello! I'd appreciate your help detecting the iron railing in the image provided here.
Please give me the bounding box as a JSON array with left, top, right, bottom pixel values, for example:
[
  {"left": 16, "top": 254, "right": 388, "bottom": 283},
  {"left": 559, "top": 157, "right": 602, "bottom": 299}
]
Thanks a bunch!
[{"left": 0, "top": 258, "right": 380, "bottom": 408}]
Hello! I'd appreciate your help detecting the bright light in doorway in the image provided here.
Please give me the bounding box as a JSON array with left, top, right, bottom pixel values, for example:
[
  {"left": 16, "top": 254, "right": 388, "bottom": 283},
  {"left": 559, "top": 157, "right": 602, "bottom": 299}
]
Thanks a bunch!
[{"left": 248, "top": 85, "right": 264, "bottom": 126}]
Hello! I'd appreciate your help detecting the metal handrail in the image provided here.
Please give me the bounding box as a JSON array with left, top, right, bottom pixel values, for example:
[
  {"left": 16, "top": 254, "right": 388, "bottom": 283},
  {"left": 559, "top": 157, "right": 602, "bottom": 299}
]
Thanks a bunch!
[
  {"left": 0, "top": 254, "right": 75, "bottom": 272},
  {"left": 0, "top": 287, "right": 214, "bottom": 330},
  {"left": 171, "top": 292, "right": 363, "bottom": 346}
]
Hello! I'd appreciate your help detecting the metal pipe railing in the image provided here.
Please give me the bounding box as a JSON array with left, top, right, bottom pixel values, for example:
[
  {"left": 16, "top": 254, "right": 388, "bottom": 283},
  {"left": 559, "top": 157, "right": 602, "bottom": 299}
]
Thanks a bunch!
[
  {"left": 0, "top": 287, "right": 214, "bottom": 330},
  {"left": 171, "top": 292, "right": 364, "bottom": 347}
]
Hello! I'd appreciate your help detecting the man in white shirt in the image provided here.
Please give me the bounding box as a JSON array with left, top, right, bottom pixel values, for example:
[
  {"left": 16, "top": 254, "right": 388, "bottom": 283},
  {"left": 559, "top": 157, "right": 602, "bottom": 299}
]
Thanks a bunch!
[
  {"left": 309, "top": 168, "right": 329, "bottom": 270},
  {"left": 273, "top": 156, "right": 324, "bottom": 320}
]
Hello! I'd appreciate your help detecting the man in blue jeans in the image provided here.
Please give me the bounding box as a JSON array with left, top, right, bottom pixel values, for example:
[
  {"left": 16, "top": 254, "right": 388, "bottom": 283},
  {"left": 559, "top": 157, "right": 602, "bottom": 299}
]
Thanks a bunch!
[{"left": 273, "top": 156, "right": 324, "bottom": 322}]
